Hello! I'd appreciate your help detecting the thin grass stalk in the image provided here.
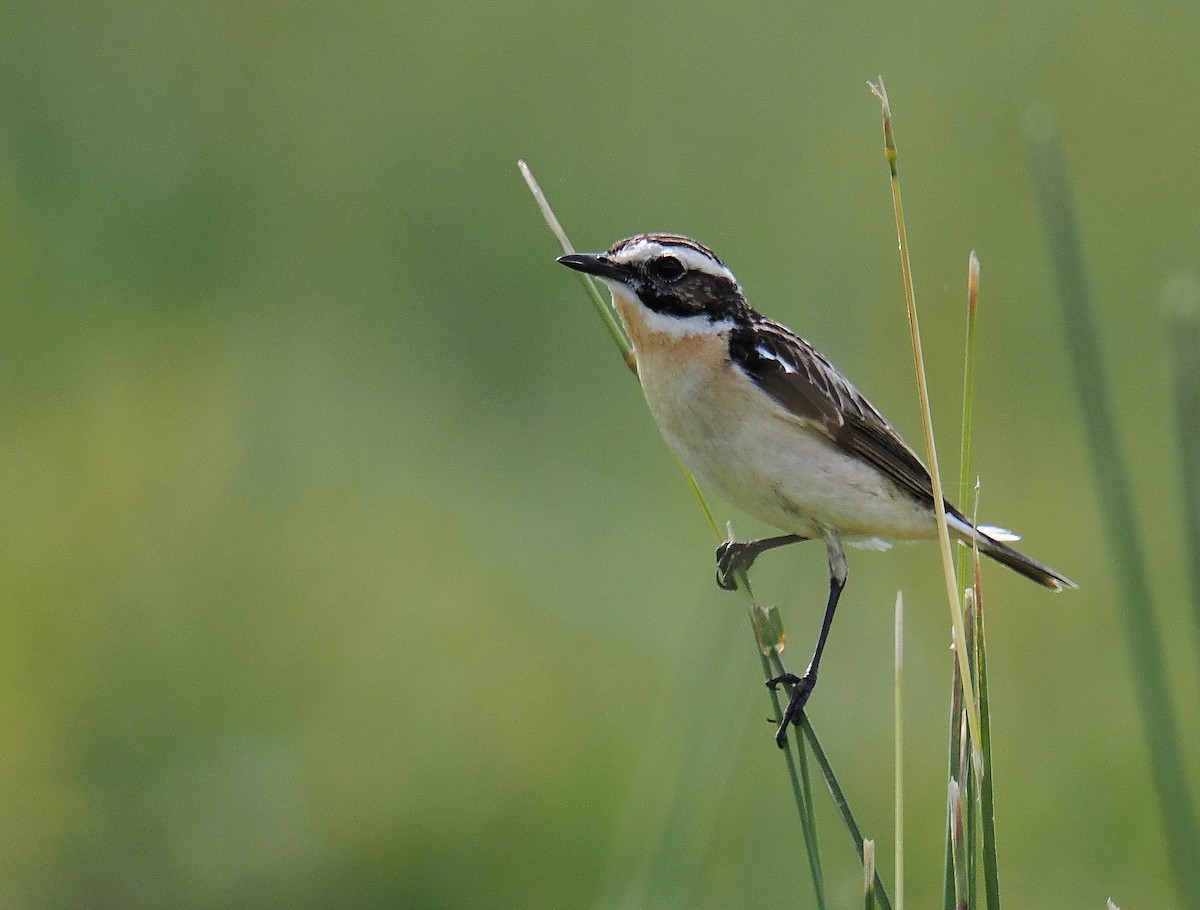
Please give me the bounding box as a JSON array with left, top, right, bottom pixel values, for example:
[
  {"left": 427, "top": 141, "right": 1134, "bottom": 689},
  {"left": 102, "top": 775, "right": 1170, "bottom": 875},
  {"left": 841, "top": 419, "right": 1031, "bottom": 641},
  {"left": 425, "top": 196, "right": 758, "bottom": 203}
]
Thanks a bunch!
[
  {"left": 793, "top": 713, "right": 827, "bottom": 910},
  {"left": 894, "top": 592, "right": 905, "bottom": 910},
  {"left": 959, "top": 591, "right": 978, "bottom": 910},
  {"left": 794, "top": 711, "right": 895, "bottom": 910},
  {"left": 1025, "top": 115, "right": 1200, "bottom": 896},
  {"left": 962, "top": 264, "right": 985, "bottom": 910},
  {"left": 949, "top": 779, "right": 968, "bottom": 910},
  {"left": 868, "top": 79, "right": 983, "bottom": 763},
  {"left": 957, "top": 253, "right": 981, "bottom": 586},
  {"left": 519, "top": 161, "right": 832, "bottom": 908},
  {"left": 951, "top": 253, "right": 987, "bottom": 910},
  {"left": 1163, "top": 277, "right": 1200, "bottom": 663},
  {"left": 943, "top": 664, "right": 963, "bottom": 910},
  {"left": 946, "top": 251, "right": 981, "bottom": 901},
  {"left": 752, "top": 605, "right": 827, "bottom": 910},
  {"left": 864, "top": 839, "right": 877, "bottom": 910},
  {"left": 518, "top": 161, "right": 635, "bottom": 370},
  {"left": 972, "top": 536, "right": 1002, "bottom": 910},
  {"left": 942, "top": 838, "right": 955, "bottom": 910}
]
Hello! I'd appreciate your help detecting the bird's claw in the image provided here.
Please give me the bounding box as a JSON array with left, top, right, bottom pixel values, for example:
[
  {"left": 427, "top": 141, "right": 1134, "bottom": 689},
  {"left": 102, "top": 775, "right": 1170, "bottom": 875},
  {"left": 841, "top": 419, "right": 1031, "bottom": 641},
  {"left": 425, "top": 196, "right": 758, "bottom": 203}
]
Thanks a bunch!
[
  {"left": 715, "top": 538, "right": 752, "bottom": 591},
  {"left": 766, "top": 672, "right": 801, "bottom": 691},
  {"left": 768, "top": 671, "right": 816, "bottom": 749}
]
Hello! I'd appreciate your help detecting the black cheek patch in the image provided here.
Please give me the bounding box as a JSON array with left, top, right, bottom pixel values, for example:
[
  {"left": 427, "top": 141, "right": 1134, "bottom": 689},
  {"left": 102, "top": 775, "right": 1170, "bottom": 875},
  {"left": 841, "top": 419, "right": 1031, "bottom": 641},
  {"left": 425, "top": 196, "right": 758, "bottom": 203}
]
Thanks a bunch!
[{"left": 639, "top": 273, "right": 743, "bottom": 321}]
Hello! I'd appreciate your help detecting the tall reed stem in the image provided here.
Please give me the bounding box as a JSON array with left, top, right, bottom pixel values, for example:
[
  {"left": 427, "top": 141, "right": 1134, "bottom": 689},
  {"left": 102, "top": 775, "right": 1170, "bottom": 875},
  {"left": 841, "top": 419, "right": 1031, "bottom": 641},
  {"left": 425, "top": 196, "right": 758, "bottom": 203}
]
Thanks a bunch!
[
  {"left": 1025, "top": 110, "right": 1200, "bottom": 900},
  {"left": 868, "top": 78, "right": 983, "bottom": 764}
]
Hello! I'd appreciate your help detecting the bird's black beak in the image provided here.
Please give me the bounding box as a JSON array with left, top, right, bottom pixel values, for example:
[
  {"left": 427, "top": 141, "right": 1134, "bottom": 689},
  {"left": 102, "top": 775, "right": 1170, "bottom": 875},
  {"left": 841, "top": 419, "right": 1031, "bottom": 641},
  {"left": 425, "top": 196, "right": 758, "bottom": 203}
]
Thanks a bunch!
[{"left": 556, "top": 252, "right": 630, "bottom": 283}]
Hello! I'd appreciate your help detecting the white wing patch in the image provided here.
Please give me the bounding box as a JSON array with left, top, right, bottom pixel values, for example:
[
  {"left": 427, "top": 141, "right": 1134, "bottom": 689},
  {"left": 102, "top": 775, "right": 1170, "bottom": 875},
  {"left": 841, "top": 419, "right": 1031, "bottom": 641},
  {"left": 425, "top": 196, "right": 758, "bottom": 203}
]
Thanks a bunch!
[{"left": 754, "top": 343, "right": 798, "bottom": 374}]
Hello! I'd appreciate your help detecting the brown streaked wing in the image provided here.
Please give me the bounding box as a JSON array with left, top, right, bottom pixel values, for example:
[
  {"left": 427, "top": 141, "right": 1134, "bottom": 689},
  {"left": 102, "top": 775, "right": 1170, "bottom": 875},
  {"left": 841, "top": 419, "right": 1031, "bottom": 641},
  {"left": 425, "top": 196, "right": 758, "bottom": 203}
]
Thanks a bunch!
[{"left": 729, "top": 319, "right": 942, "bottom": 509}]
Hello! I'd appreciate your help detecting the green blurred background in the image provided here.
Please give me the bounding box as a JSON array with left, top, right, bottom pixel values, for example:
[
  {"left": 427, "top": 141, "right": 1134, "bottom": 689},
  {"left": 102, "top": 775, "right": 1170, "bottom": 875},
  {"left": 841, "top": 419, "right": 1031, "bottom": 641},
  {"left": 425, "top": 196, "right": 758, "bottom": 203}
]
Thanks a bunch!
[{"left": 1, "top": 2, "right": 1197, "bottom": 907}]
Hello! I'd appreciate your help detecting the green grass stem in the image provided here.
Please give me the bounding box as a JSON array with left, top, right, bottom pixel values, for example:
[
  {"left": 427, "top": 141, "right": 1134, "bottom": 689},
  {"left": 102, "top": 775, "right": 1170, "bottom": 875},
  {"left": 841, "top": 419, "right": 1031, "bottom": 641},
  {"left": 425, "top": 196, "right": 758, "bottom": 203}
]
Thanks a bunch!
[
  {"left": 518, "top": 161, "right": 636, "bottom": 372},
  {"left": 793, "top": 708, "right": 828, "bottom": 910},
  {"left": 864, "top": 839, "right": 877, "bottom": 910},
  {"left": 1025, "top": 110, "right": 1200, "bottom": 899},
  {"left": 946, "top": 252, "right": 985, "bottom": 909},
  {"left": 868, "top": 79, "right": 984, "bottom": 767},
  {"left": 972, "top": 545, "right": 1002, "bottom": 910},
  {"left": 894, "top": 592, "right": 905, "bottom": 910},
  {"left": 958, "top": 594, "right": 977, "bottom": 909},
  {"left": 1164, "top": 277, "right": 1200, "bottom": 663},
  {"left": 943, "top": 660, "right": 963, "bottom": 910},
  {"left": 794, "top": 706, "right": 895, "bottom": 910},
  {"left": 753, "top": 605, "right": 828, "bottom": 910},
  {"left": 957, "top": 252, "right": 981, "bottom": 585},
  {"left": 949, "top": 779, "right": 968, "bottom": 910},
  {"left": 520, "top": 160, "right": 837, "bottom": 910}
]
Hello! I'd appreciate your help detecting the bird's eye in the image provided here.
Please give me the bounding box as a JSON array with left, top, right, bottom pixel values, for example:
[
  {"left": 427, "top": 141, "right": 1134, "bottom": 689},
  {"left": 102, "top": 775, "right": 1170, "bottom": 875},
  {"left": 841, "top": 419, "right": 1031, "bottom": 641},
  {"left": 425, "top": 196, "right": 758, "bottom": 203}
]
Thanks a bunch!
[{"left": 648, "top": 255, "right": 685, "bottom": 283}]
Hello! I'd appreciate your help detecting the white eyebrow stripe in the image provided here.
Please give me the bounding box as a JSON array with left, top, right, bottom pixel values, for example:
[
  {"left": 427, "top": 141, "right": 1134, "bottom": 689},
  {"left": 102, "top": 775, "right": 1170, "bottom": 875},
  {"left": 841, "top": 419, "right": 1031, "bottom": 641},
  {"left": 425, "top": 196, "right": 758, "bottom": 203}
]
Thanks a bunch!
[{"left": 612, "top": 237, "right": 738, "bottom": 283}]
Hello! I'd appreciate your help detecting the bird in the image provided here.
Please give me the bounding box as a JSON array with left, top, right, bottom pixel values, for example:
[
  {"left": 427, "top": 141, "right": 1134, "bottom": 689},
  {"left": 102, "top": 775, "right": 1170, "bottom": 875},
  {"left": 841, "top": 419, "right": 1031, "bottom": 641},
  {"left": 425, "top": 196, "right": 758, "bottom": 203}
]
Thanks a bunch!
[{"left": 557, "top": 233, "right": 1075, "bottom": 747}]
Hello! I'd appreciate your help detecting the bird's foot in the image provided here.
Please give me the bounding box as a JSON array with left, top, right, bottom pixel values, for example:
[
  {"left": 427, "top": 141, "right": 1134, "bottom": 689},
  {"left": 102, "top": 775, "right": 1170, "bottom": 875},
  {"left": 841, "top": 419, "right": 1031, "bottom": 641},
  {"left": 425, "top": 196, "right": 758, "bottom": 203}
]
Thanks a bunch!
[
  {"left": 715, "top": 533, "right": 807, "bottom": 591},
  {"left": 715, "top": 538, "right": 758, "bottom": 591},
  {"left": 767, "top": 670, "right": 817, "bottom": 749}
]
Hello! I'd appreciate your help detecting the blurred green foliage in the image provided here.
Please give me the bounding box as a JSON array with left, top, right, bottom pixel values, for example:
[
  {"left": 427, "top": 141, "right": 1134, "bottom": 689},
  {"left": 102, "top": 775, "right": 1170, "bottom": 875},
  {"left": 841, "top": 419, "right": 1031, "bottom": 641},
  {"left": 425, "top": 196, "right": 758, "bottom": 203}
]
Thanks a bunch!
[{"left": 0, "top": 2, "right": 1197, "bottom": 908}]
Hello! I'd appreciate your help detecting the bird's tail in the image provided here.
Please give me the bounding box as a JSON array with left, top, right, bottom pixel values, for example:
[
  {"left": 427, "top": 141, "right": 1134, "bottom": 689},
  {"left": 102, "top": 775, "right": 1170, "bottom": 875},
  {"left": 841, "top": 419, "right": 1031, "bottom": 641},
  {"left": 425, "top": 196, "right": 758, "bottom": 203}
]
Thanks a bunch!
[{"left": 946, "top": 513, "right": 1077, "bottom": 591}]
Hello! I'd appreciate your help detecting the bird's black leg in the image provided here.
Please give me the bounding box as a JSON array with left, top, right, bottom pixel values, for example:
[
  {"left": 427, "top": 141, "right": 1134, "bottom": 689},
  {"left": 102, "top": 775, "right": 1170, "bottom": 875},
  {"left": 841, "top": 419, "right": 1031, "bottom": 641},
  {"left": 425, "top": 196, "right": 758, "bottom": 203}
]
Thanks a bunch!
[
  {"left": 767, "top": 530, "right": 848, "bottom": 748},
  {"left": 715, "top": 533, "right": 808, "bottom": 590}
]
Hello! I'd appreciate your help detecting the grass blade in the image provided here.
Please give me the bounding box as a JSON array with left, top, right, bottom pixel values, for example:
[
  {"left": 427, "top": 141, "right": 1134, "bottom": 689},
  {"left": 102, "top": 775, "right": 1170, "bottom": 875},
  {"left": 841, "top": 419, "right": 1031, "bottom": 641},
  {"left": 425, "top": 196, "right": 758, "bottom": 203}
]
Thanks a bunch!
[
  {"left": 757, "top": 615, "right": 828, "bottom": 910},
  {"left": 868, "top": 78, "right": 983, "bottom": 766},
  {"left": 972, "top": 541, "right": 1002, "bottom": 910},
  {"left": 794, "top": 716, "right": 828, "bottom": 910},
  {"left": 943, "top": 637, "right": 965, "bottom": 910},
  {"left": 518, "top": 160, "right": 636, "bottom": 371},
  {"left": 894, "top": 592, "right": 905, "bottom": 910},
  {"left": 797, "top": 710, "right": 895, "bottom": 910},
  {"left": 1025, "top": 110, "right": 1200, "bottom": 899},
  {"left": 958, "top": 592, "right": 977, "bottom": 910},
  {"left": 1164, "top": 276, "right": 1200, "bottom": 661},
  {"left": 949, "top": 779, "right": 968, "bottom": 910},
  {"left": 864, "top": 839, "right": 877, "bottom": 910},
  {"left": 957, "top": 252, "right": 981, "bottom": 584}
]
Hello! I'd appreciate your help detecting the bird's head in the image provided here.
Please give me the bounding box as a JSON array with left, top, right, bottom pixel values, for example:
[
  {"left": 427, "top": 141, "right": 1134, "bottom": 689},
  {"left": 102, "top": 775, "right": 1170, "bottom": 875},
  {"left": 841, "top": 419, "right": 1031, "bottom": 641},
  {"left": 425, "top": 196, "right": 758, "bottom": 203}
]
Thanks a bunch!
[{"left": 558, "top": 234, "right": 749, "bottom": 325}]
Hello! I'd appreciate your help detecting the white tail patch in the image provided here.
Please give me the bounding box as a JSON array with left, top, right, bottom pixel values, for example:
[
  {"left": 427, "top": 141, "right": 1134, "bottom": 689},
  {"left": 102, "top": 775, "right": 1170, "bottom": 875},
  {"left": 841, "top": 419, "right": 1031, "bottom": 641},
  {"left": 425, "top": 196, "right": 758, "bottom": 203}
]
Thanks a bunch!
[
  {"left": 978, "top": 525, "right": 1020, "bottom": 542},
  {"left": 945, "top": 513, "right": 1021, "bottom": 544}
]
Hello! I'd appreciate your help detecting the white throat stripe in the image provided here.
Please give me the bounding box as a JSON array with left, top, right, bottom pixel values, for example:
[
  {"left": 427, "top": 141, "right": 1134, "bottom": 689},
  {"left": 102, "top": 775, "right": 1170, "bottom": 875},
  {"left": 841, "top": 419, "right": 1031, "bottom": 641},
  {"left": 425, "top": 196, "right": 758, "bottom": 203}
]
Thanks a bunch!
[{"left": 608, "top": 283, "right": 733, "bottom": 339}]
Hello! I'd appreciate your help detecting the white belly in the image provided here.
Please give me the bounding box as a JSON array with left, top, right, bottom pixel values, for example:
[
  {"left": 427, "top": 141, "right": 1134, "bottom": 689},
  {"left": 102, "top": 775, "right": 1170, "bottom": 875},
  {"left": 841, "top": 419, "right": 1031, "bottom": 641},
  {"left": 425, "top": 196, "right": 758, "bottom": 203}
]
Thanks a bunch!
[{"left": 623, "top": 307, "right": 936, "bottom": 542}]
